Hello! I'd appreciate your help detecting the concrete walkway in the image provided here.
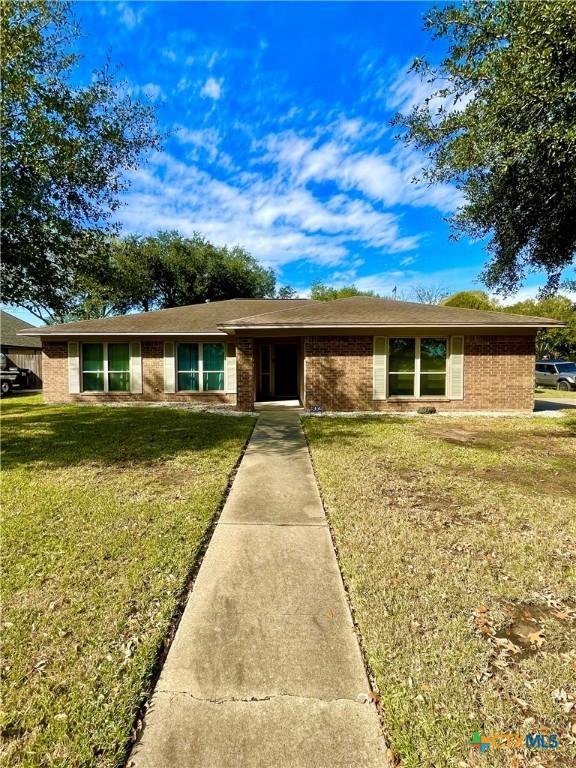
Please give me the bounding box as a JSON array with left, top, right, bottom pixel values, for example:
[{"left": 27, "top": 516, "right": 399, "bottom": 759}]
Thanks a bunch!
[{"left": 130, "top": 410, "right": 387, "bottom": 768}]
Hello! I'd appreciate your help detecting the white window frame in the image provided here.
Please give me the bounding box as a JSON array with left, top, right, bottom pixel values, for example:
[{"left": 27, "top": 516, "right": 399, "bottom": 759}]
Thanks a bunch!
[
  {"left": 176, "top": 342, "right": 226, "bottom": 393},
  {"left": 81, "top": 342, "right": 131, "bottom": 394},
  {"left": 387, "top": 336, "right": 448, "bottom": 399}
]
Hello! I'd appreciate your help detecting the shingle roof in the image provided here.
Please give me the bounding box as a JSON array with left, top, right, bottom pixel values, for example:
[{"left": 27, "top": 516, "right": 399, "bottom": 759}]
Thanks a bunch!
[
  {"left": 17, "top": 295, "right": 563, "bottom": 338},
  {"left": 17, "top": 299, "right": 312, "bottom": 336},
  {"left": 219, "top": 295, "right": 563, "bottom": 329},
  {"left": 1, "top": 310, "right": 42, "bottom": 348}
]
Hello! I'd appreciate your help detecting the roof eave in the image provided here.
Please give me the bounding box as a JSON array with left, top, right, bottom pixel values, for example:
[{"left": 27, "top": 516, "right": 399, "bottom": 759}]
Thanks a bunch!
[
  {"left": 218, "top": 322, "right": 564, "bottom": 330},
  {"left": 17, "top": 330, "right": 228, "bottom": 337}
]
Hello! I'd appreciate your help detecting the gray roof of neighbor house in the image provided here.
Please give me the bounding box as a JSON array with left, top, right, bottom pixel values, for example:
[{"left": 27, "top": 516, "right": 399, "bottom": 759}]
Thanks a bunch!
[
  {"left": 219, "top": 295, "right": 564, "bottom": 329},
  {"left": 17, "top": 299, "right": 312, "bottom": 337},
  {"left": 1, "top": 310, "right": 42, "bottom": 348},
  {"left": 17, "top": 295, "right": 564, "bottom": 338}
]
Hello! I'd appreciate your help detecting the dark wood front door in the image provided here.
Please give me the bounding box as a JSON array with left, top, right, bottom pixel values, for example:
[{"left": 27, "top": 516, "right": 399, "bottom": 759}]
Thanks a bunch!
[
  {"left": 274, "top": 344, "right": 298, "bottom": 398},
  {"left": 257, "top": 343, "right": 299, "bottom": 400}
]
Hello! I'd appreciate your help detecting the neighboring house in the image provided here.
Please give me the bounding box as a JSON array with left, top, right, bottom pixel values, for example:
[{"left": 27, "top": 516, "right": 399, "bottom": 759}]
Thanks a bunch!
[
  {"left": 18, "top": 296, "right": 564, "bottom": 412},
  {"left": 1, "top": 310, "right": 43, "bottom": 388}
]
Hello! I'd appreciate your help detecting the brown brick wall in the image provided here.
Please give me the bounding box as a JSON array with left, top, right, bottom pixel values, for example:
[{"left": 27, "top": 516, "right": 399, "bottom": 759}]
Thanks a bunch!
[
  {"left": 43, "top": 333, "right": 536, "bottom": 412},
  {"left": 236, "top": 337, "right": 255, "bottom": 411},
  {"left": 304, "top": 334, "right": 536, "bottom": 412},
  {"left": 42, "top": 340, "right": 235, "bottom": 405}
]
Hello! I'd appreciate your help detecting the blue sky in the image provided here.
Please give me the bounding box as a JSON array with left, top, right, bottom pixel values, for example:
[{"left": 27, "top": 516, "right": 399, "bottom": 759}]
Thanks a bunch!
[{"left": 8, "top": 1, "right": 567, "bottom": 324}]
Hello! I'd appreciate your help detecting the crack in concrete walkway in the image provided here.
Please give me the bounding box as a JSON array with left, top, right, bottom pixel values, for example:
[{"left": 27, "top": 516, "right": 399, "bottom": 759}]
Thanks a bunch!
[{"left": 129, "top": 410, "right": 388, "bottom": 768}]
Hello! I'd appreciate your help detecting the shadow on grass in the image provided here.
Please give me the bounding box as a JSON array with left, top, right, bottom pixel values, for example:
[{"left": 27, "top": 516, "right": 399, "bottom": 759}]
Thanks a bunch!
[{"left": 1, "top": 399, "right": 256, "bottom": 470}]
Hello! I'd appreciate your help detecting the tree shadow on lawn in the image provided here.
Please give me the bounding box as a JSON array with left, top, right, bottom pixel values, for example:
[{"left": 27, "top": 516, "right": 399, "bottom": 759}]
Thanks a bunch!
[{"left": 1, "top": 400, "right": 256, "bottom": 471}]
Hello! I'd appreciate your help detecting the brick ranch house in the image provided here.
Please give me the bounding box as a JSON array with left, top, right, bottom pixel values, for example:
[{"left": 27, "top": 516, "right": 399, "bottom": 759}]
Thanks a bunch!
[{"left": 19, "top": 296, "right": 563, "bottom": 412}]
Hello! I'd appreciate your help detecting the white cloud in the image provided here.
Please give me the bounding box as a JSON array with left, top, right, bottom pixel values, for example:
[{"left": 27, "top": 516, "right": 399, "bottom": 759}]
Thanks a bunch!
[
  {"left": 262, "top": 130, "right": 462, "bottom": 213},
  {"left": 118, "top": 146, "right": 422, "bottom": 270},
  {"left": 116, "top": 2, "right": 144, "bottom": 30},
  {"left": 141, "top": 83, "right": 163, "bottom": 102},
  {"left": 201, "top": 77, "right": 223, "bottom": 100},
  {"left": 386, "top": 63, "right": 475, "bottom": 117},
  {"left": 498, "top": 286, "right": 576, "bottom": 306}
]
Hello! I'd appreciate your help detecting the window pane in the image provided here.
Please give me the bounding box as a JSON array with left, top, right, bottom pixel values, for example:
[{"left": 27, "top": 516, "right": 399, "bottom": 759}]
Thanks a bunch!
[
  {"left": 177, "top": 344, "right": 199, "bottom": 372},
  {"left": 82, "top": 372, "right": 104, "bottom": 391},
  {"left": 389, "top": 373, "right": 415, "bottom": 396},
  {"left": 109, "top": 372, "right": 130, "bottom": 392},
  {"left": 421, "top": 373, "right": 446, "bottom": 396},
  {"left": 203, "top": 343, "right": 224, "bottom": 371},
  {"left": 178, "top": 372, "right": 199, "bottom": 391},
  {"left": 108, "top": 343, "right": 129, "bottom": 371},
  {"left": 82, "top": 344, "right": 103, "bottom": 372},
  {"left": 389, "top": 338, "right": 415, "bottom": 371},
  {"left": 421, "top": 338, "right": 447, "bottom": 372},
  {"left": 204, "top": 371, "right": 224, "bottom": 391}
]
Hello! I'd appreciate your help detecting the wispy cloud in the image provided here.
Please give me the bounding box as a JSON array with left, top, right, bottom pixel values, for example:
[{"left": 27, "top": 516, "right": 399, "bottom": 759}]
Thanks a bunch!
[
  {"left": 115, "top": 2, "right": 145, "bottom": 31},
  {"left": 200, "top": 77, "right": 223, "bottom": 100},
  {"left": 386, "top": 61, "right": 475, "bottom": 117},
  {"left": 262, "top": 129, "right": 462, "bottom": 213}
]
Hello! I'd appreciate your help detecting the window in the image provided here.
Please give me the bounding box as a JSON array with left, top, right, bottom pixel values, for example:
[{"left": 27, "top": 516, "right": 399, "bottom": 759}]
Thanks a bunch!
[
  {"left": 177, "top": 343, "right": 225, "bottom": 392},
  {"left": 177, "top": 343, "right": 199, "bottom": 391},
  {"left": 108, "top": 344, "right": 130, "bottom": 391},
  {"left": 82, "top": 343, "right": 131, "bottom": 392},
  {"left": 388, "top": 337, "right": 447, "bottom": 398},
  {"left": 203, "top": 343, "right": 225, "bottom": 391},
  {"left": 388, "top": 338, "right": 416, "bottom": 396},
  {"left": 420, "top": 338, "right": 448, "bottom": 396},
  {"left": 82, "top": 344, "right": 104, "bottom": 392}
]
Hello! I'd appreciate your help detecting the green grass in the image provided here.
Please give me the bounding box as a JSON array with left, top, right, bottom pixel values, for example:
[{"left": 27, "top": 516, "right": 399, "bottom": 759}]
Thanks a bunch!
[
  {"left": 304, "top": 414, "right": 576, "bottom": 767},
  {"left": 535, "top": 387, "right": 576, "bottom": 400},
  {"left": 1, "top": 395, "right": 255, "bottom": 767}
]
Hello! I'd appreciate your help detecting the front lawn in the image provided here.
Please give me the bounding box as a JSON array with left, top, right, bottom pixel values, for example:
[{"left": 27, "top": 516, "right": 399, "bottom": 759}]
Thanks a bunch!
[
  {"left": 535, "top": 387, "right": 576, "bottom": 400},
  {"left": 1, "top": 395, "right": 254, "bottom": 767},
  {"left": 304, "top": 414, "right": 576, "bottom": 767}
]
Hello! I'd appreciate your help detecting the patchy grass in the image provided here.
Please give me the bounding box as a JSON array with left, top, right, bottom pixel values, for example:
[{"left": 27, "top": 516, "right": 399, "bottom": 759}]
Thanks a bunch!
[
  {"left": 1, "top": 395, "right": 254, "bottom": 767},
  {"left": 304, "top": 414, "right": 576, "bottom": 767},
  {"left": 535, "top": 387, "right": 576, "bottom": 400}
]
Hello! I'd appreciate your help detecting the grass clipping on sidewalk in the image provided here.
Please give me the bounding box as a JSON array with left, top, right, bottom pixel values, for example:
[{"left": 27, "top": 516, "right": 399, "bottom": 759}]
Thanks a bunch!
[
  {"left": 304, "top": 414, "right": 576, "bottom": 767},
  {"left": 1, "top": 396, "right": 254, "bottom": 767}
]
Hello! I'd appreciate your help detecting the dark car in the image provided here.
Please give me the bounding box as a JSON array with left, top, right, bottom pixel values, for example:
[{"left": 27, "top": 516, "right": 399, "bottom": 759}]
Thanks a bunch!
[
  {"left": 0, "top": 352, "right": 31, "bottom": 395},
  {"left": 535, "top": 360, "right": 576, "bottom": 391}
]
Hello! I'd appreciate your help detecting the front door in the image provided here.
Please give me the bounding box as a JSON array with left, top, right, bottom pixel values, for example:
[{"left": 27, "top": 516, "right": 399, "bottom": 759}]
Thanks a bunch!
[
  {"left": 257, "top": 343, "right": 299, "bottom": 400},
  {"left": 274, "top": 344, "right": 298, "bottom": 398}
]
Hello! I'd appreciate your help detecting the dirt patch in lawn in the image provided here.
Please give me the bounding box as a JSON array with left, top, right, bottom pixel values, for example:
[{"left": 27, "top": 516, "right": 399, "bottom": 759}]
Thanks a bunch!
[
  {"left": 304, "top": 414, "right": 576, "bottom": 767},
  {"left": 473, "top": 464, "right": 576, "bottom": 496}
]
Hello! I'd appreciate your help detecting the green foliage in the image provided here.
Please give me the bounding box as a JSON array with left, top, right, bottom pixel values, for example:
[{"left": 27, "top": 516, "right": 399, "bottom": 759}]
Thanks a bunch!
[
  {"left": 442, "top": 290, "right": 498, "bottom": 311},
  {"left": 310, "top": 281, "right": 379, "bottom": 301},
  {"left": 111, "top": 231, "right": 276, "bottom": 311},
  {"left": 10, "top": 231, "right": 277, "bottom": 322},
  {"left": 395, "top": 0, "right": 576, "bottom": 295},
  {"left": 505, "top": 294, "right": 576, "bottom": 359},
  {"left": 0, "top": 0, "right": 159, "bottom": 319},
  {"left": 276, "top": 285, "right": 298, "bottom": 299}
]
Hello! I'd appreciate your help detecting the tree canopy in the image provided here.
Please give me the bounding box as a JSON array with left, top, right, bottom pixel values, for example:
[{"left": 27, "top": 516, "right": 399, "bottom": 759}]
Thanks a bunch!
[
  {"left": 395, "top": 0, "right": 576, "bottom": 295},
  {"left": 310, "top": 282, "right": 379, "bottom": 301},
  {"left": 23, "top": 231, "right": 277, "bottom": 323},
  {"left": 110, "top": 232, "right": 277, "bottom": 313},
  {"left": 1, "top": 0, "right": 159, "bottom": 317},
  {"left": 505, "top": 294, "right": 576, "bottom": 359},
  {"left": 442, "top": 290, "right": 498, "bottom": 311}
]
